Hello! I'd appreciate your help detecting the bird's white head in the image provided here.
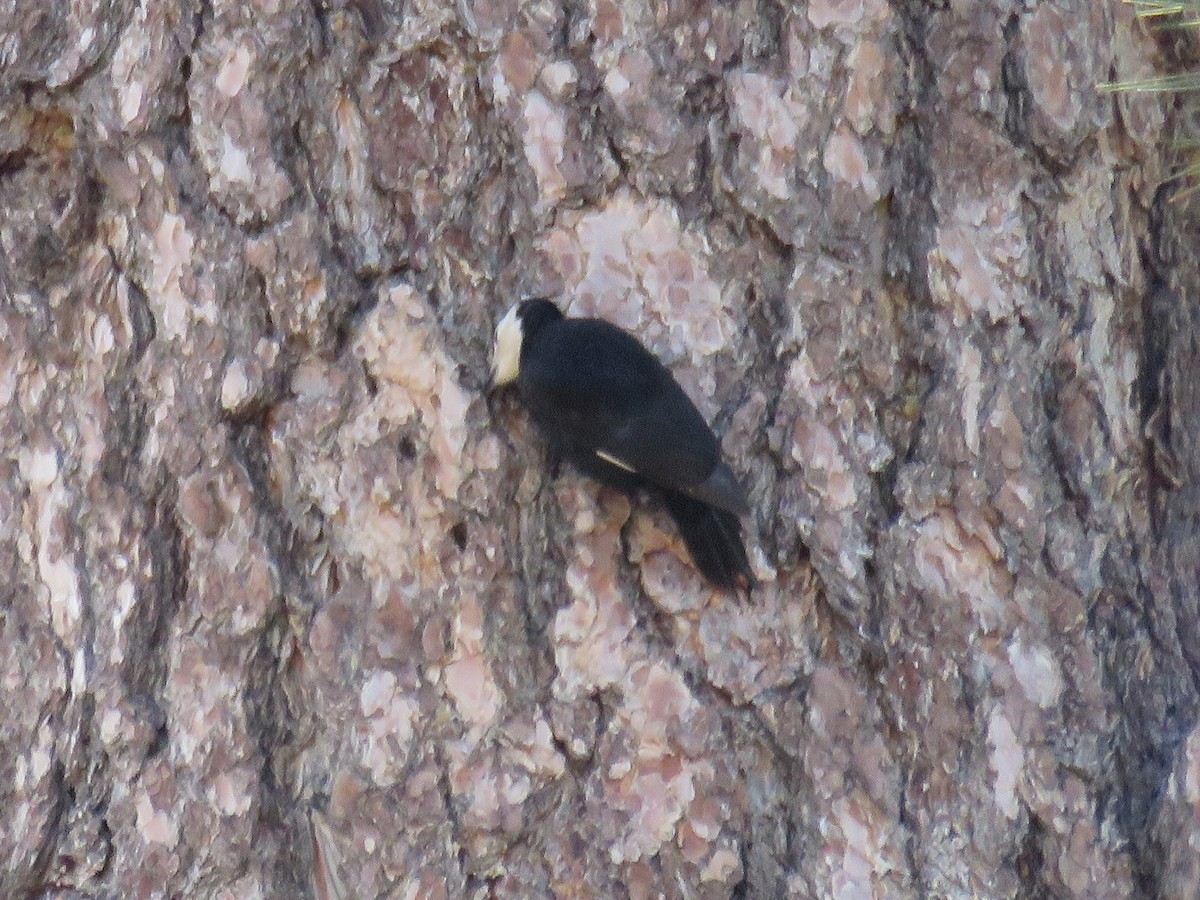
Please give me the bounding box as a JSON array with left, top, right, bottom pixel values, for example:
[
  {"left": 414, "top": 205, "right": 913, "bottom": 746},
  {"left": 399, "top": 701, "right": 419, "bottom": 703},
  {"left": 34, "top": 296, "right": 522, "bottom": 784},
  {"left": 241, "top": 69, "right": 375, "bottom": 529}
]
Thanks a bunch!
[{"left": 490, "top": 303, "right": 524, "bottom": 387}]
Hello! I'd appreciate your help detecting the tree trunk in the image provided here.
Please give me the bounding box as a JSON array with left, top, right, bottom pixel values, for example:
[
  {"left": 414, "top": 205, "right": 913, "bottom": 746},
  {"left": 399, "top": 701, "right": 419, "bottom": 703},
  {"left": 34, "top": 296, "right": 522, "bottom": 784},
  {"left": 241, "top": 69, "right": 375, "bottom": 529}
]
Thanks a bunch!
[{"left": 2, "top": 0, "right": 1198, "bottom": 896}]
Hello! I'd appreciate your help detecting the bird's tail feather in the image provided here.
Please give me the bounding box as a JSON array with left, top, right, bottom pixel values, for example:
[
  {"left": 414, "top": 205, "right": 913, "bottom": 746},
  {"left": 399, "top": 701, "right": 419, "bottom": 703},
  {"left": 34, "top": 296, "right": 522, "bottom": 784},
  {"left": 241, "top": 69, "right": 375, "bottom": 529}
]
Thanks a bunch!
[{"left": 663, "top": 491, "right": 753, "bottom": 591}]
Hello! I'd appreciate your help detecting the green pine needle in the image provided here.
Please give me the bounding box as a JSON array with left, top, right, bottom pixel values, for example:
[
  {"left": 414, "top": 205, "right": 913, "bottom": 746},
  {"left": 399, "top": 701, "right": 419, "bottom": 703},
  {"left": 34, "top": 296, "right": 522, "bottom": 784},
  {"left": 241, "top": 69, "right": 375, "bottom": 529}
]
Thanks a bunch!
[{"left": 1099, "top": 73, "right": 1200, "bottom": 93}]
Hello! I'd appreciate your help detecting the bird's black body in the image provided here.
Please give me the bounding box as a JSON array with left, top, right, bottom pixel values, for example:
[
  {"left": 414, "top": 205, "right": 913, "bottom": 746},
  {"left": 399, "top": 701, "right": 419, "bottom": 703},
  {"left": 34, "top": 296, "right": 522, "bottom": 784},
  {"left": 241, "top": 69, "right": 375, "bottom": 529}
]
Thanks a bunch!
[{"left": 502, "top": 299, "right": 752, "bottom": 589}]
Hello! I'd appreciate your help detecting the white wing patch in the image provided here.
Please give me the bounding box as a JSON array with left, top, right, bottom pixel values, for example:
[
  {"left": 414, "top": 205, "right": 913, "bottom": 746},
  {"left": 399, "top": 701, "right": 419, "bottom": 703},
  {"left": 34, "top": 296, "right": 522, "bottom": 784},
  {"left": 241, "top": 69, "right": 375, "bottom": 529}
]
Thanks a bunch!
[{"left": 596, "top": 449, "right": 637, "bottom": 473}]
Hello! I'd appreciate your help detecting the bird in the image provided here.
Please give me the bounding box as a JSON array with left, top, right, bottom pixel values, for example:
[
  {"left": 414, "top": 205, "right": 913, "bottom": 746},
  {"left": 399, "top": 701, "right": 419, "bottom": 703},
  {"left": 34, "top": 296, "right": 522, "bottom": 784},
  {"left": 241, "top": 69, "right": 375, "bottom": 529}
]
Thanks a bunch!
[{"left": 489, "top": 297, "right": 753, "bottom": 591}]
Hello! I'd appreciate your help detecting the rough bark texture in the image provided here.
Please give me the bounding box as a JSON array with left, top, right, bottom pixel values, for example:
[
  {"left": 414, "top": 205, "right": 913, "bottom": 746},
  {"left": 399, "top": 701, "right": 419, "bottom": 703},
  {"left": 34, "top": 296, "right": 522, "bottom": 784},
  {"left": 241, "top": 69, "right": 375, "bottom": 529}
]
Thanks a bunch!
[{"left": 2, "top": 0, "right": 1199, "bottom": 897}]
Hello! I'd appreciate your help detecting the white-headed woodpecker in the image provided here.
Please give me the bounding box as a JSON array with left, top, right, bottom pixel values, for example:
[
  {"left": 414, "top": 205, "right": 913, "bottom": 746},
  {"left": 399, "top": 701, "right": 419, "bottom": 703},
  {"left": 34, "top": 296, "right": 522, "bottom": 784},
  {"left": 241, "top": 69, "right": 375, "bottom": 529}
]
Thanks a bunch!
[{"left": 490, "top": 298, "right": 753, "bottom": 590}]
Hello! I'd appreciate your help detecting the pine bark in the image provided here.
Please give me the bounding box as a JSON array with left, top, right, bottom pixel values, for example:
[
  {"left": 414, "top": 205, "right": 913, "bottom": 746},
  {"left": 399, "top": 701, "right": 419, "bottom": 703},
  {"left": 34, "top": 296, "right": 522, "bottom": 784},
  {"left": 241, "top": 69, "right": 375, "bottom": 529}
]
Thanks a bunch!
[{"left": 1, "top": 0, "right": 1197, "bottom": 896}]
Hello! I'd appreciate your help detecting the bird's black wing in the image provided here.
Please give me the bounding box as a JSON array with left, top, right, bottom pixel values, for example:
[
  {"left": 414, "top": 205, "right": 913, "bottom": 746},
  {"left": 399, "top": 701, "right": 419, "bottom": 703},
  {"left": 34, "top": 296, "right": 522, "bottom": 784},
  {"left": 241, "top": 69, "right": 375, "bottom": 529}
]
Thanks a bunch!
[
  {"left": 519, "top": 318, "right": 726, "bottom": 492},
  {"left": 519, "top": 316, "right": 754, "bottom": 589}
]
